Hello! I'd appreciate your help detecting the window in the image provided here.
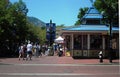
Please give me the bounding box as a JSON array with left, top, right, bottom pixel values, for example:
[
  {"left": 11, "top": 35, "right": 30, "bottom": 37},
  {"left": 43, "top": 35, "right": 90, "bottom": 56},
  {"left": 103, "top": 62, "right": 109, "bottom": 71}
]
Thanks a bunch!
[
  {"left": 90, "top": 35, "right": 102, "bottom": 49},
  {"left": 83, "top": 35, "right": 87, "bottom": 49},
  {"left": 74, "top": 35, "right": 82, "bottom": 49}
]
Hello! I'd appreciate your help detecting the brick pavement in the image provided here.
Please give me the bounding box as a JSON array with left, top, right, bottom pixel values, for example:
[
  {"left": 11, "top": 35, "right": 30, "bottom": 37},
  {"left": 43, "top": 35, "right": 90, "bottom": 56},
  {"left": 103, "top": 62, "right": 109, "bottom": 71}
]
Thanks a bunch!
[
  {"left": 0, "top": 56, "right": 119, "bottom": 65},
  {"left": 0, "top": 56, "right": 119, "bottom": 77}
]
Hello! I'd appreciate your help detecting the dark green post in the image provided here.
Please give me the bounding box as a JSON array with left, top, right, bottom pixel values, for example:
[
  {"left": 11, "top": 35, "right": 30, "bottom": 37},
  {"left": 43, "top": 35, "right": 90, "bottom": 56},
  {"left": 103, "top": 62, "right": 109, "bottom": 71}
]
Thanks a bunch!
[{"left": 109, "top": 21, "right": 113, "bottom": 63}]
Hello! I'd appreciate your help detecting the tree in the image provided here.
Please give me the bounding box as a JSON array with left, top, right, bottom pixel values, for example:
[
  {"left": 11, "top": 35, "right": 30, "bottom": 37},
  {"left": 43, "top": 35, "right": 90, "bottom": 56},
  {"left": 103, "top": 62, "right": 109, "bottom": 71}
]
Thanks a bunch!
[
  {"left": 94, "top": 0, "right": 118, "bottom": 26},
  {"left": 0, "top": 0, "right": 15, "bottom": 57},
  {"left": 0, "top": 0, "right": 46, "bottom": 57},
  {"left": 12, "top": 0, "right": 28, "bottom": 42},
  {"left": 26, "top": 22, "right": 46, "bottom": 44},
  {"left": 75, "top": 7, "right": 88, "bottom": 26},
  {"left": 0, "top": 0, "right": 29, "bottom": 57}
]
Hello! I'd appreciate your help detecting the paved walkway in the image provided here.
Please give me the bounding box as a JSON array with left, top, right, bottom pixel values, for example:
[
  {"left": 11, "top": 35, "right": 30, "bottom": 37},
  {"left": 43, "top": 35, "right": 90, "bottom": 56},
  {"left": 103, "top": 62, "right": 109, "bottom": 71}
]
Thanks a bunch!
[
  {"left": 0, "top": 56, "right": 119, "bottom": 65},
  {"left": 0, "top": 56, "right": 119, "bottom": 77}
]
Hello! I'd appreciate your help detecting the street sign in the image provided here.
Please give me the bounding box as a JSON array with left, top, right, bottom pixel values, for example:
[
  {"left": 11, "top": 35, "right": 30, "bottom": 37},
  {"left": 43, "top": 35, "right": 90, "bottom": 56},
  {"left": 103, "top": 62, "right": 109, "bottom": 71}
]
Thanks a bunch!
[{"left": 46, "top": 22, "right": 56, "bottom": 45}]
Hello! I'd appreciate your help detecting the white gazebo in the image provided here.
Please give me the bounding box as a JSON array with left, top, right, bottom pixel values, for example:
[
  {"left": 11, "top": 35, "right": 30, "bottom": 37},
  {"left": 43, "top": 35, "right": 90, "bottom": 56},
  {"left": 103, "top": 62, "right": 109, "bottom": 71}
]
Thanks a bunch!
[{"left": 61, "top": 6, "right": 119, "bottom": 58}]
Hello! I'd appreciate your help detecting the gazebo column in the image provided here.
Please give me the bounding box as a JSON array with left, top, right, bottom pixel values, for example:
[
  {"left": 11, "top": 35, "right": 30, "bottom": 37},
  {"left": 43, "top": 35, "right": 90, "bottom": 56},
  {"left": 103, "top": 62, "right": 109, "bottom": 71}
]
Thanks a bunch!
[
  {"left": 71, "top": 34, "right": 74, "bottom": 56},
  {"left": 87, "top": 34, "right": 90, "bottom": 57},
  {"left": 71, "top": 34, "right": 74, "bottom": 50}
]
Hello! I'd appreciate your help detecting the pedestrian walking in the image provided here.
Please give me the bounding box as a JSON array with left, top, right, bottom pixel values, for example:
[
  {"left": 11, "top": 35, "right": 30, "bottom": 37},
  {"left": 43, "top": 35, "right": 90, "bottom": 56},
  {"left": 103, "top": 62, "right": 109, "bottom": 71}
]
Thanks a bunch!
[
  {"left": 45, "top": 45, "right": 49, "bottom": 56},
  {"left": 18, "top": 43, "right": 25, "bottom": 60},
  {"left": 26, "top": 41, "right": 33, "bottom": 60},
  {"left": 58, "top": 46, "right": 63, "bottom": 57},
  {"left": 23, "top": 44, "right": 27, "bottom": 59},
  {"left": 33, "top": 44, "right": 37, "bottom": 56},
  {"left": 53, "top": 43, "right": 58, "bottom": 55},
  {"left": 42, "top": 44, "right": 46, "bottom": 55},
  {"left": 35, "top": 43, "right": 40, "bottom": 57},
  {"left": 38, "top": 44, "right": 42, "bottom": 57},
  {"left": 98, "top": 51, "right": 103, "bottom": 63}
]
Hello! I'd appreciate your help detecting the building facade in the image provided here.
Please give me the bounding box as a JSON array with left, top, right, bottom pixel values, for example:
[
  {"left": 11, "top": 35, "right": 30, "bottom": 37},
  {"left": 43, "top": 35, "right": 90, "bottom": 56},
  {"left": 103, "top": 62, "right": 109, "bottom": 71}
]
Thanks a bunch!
[{"left": 61, "top": 6, "right": 119, "bottom": 58}]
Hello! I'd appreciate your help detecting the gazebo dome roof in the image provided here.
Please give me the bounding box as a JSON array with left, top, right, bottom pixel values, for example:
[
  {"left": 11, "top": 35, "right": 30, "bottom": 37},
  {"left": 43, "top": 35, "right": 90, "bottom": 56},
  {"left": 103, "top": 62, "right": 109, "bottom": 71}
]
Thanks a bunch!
[
  {"left": 62, "top": 6, "right": 119, "bottom": 33},
  {"left": 82, "top": 6, "right": 103, "bottom": 19},
  {"left": 62, "top": 25, "right": 119, "bottom": 32}
]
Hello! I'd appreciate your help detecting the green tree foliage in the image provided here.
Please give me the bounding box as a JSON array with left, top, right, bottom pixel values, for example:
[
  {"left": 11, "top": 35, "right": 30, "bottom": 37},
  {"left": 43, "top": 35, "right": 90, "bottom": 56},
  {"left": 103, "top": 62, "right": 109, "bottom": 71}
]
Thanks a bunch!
[
  {"left": 26, "top": 22, "right": 46, "bottom": 44},
  {"left": 75, "top": 7, "right": 88, "bottom": 26},
  {"left": 12, "top": 0, "right": 28, "bottom": 42},
  {"left": 0, "top": 0, "right": 29, "bottom": 57},
  {"left": 94, "top": 0, "right": 118, "bottom": 26},
  {"left": 0, "top": 0, "right": 46, "bottom": 57},
  {"left": 3, "top": 0, "right": 28, "bottom": 42},
  {"left": 57, "top": 24, "right": 65, "bottom": 28}
]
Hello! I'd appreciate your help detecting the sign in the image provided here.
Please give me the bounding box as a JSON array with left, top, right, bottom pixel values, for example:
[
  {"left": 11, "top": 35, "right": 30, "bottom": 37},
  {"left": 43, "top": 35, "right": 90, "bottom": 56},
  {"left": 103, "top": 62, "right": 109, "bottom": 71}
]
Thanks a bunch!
[{"left": 46, "top": 23, "right": 56, "bottom": 42}]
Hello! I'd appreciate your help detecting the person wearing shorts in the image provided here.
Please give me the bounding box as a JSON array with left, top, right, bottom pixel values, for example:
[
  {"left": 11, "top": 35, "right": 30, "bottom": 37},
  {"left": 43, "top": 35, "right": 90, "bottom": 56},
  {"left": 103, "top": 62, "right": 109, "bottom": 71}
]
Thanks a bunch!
[
  {"left": 18, "top": 43, "right": 24, "bottom": 60},
  {"left": 26, "top": 42, "right": 33, "bottom": 60}
]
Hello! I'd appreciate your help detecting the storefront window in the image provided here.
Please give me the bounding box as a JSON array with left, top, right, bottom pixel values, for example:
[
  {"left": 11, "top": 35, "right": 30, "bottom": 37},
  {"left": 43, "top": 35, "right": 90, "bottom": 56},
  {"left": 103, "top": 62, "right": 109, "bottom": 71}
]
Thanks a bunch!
[{"left": 90, "top": 35, "right": 102, "bottom": 49}]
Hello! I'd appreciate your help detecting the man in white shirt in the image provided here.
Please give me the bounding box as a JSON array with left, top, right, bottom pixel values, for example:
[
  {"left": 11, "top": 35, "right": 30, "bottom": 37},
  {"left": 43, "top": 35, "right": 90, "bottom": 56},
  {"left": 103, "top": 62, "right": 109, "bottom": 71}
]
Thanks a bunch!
[{"left": 26, "top": 42, "right": 33, "bottom": 60}]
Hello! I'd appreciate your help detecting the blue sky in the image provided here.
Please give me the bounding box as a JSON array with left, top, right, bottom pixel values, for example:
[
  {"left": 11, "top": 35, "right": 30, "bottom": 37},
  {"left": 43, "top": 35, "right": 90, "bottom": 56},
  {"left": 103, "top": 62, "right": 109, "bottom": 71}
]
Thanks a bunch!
[{"left": 10, "top": 0, "right": 94, "bottom": 26}]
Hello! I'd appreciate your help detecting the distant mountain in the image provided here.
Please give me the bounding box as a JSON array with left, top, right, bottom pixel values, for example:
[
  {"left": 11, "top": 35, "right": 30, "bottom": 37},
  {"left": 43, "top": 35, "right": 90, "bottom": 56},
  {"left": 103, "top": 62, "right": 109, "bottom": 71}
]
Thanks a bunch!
[{"left": 27, "top": 16, "right": 46, "bottom": 27}]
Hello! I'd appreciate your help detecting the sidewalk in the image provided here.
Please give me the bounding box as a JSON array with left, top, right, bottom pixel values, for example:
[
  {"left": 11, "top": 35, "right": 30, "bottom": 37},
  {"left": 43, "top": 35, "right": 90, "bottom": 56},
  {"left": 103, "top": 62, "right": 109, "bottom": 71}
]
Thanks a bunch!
[{"left": 0, "top": 56, "right": 119, "bottom": 65}]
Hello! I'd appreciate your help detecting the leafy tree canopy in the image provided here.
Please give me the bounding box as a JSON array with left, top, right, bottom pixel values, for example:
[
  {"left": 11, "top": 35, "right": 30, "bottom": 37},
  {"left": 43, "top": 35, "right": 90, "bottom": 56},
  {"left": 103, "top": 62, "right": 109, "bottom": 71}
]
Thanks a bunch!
[
  {"left": 94, "top": 0, "right": 118, "bottom": 26},
  {"left": 75, "top": 7, "right": 88, "bottom": 26},
  {"left": 0, "top": 0, "right": 46, "bottom": 57}
]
